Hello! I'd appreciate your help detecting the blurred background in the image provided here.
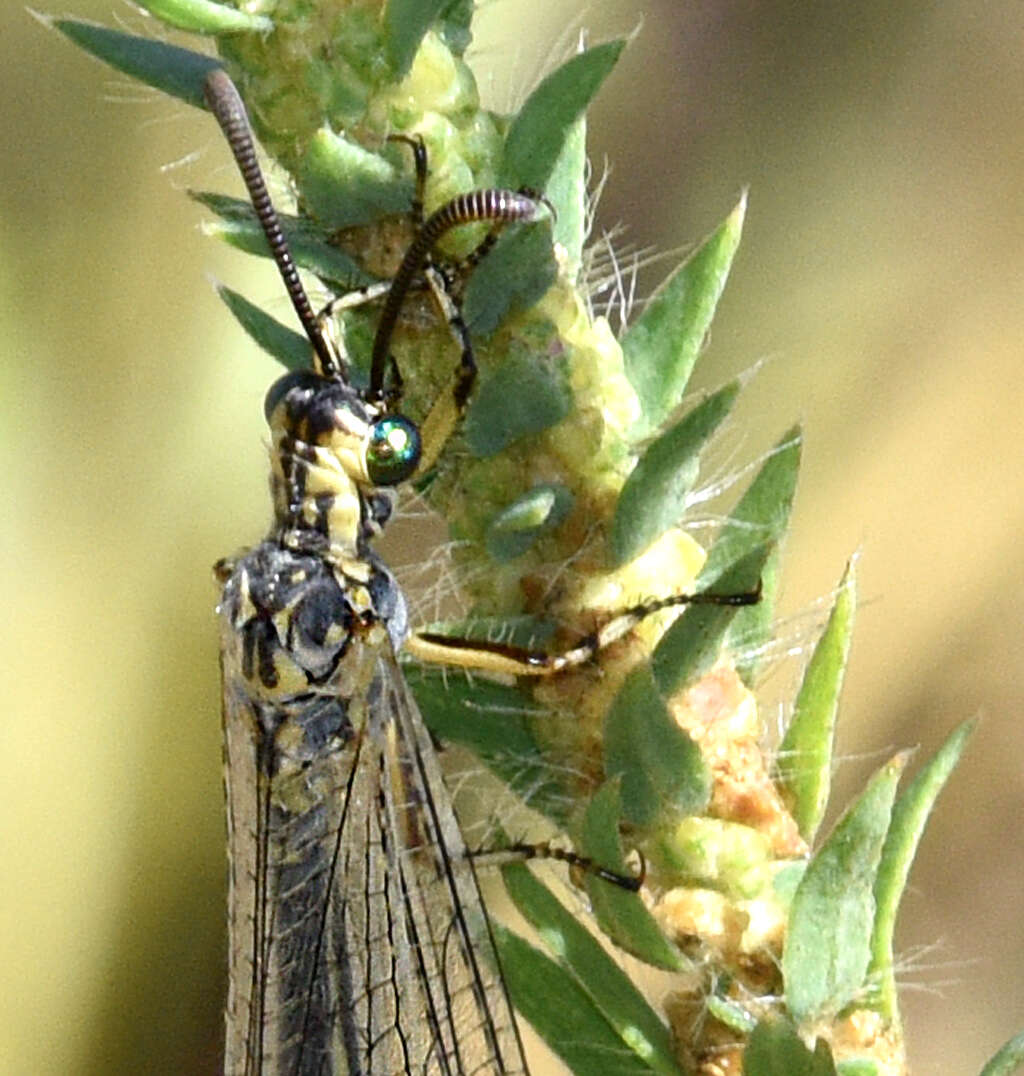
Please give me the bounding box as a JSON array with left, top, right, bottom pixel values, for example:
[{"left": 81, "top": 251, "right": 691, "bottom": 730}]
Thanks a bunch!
[{"left": 2, "top": 1, "right": 1022, "bottom": 1072}]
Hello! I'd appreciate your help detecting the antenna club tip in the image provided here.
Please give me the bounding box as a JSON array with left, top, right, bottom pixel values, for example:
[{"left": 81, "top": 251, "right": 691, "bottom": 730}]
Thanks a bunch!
[{"left": 203, "top": 67, "right": 242, "bottom": 118}]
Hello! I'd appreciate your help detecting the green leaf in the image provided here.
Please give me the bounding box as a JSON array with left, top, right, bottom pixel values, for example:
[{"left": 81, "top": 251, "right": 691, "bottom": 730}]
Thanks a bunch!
[
  {"left": 485, "top": 484, "right": 574, "bottom": 561},
  {"left": 783, "top": 754, "right": 908, "bottom": 1024},
  {"left": 463, "top": 350, "right": 571, "bottom": 457},
  {"left": 436, "top": 0, "right": 473, "bottom": 56},
  {"left": 979, "top": 1029, "right": 1024, "bottom": 1076},
  {"left": 580, "top": 781, "right": 686, "bottom": 971},
  {"left": 776, "top": 561, "right": 857, "bottom": 843},
  {"left": 299, "top": 129, "right": 414, "bottom": 229},
  {"left": 544, "top": 116, "right": 587, "bottom": 278},
  {"left": 501, "top": 863, "right": 682, "bottom": 1075},
  {"left": 192, "top": 192, "right": 373, "bottom": 286},
  {"left": 216, "top": 286, "right": 312, "bottom": 372},
  {"left": 728, "top": 543, "right": 780, "bottom": 686},
  {"left": 773, "top": 858, "right": 807, "bottom": 905},
  {"left": 836, "top": 1063, "right": 880, "bottom": 1076},
  {"left": 650, "top": 543, "right": 772, "bottom": 699},
  {"left": 134, "top": 0, "right": 272, "bottom": 34},
  {"left": 383, "top": 0, "right": 448, "bottom": 77},
  {"left": 610, "top": 381, "right": 739, "bottom": 567},
  {"left": 603, "top": 664, "right": 710, "bottom": 829},
  {"left": 492, "top": 924, "right": 661, "bottom": 1076},
  {"left": 651, "top": 423, "right": 799, "bottom": 692},
  {"left": 402, "top": 664, "right": 570, "bottom": 826},
  {"left": 743, "top": 1017, "right": 837, "bottom": 1076},
  {"left": 501, "top": 41, "right": 625, "bottom": 191},
  {"left": 867, "top": 719, "right": 976, "bottom": 1021},
  {"left": 462, "top": 221, "right": 558, "bottom": 336},
  {"left": 53, "top": 20, "right": 220, "bottom": 109},
  {"left": 622, "top": 194, "right": 746, "bottom": 434},
  {"left": 700, "top": 426, "right": 801, "bottom": 583}
]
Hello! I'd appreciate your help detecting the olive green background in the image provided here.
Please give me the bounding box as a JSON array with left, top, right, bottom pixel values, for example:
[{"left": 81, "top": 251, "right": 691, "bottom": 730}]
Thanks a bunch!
[{"left": 3, "top": 1, "right": 1022, "bottom": 1073}]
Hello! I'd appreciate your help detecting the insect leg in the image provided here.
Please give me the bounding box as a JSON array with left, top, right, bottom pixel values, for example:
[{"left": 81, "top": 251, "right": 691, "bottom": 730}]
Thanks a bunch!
[
  {"left": 409, "top": 263, "right": 479, "bottom": 474},
  {"left": 470, "top": 839, "right": 645, "bottom": 892},
  {"left": 404, "top": 583, "right": 763, "bottom": 678},
  {"left": 387, "top": 133, "right": 429, "bottom": 229}
]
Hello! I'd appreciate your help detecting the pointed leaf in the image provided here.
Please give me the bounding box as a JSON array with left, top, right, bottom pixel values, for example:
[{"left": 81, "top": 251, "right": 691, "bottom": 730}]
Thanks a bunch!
[
  {"left": 462, "top": 221, "right": 558, "bottom": 336},
  {"left": 501, "top": 41, "right": 625, "bottom": 191},
  {"left": 654, "top": 422, "right": 800, "bottom": 691},
  {"left": 777, "top": 561, "right": 857, "bottom": 842},
  {"left": 543, "top": 116, "right": 587, "bottom": 277},
  {"left": 134, "top": 0, "right": 271, "bottom": 34},
  {"left": 651, "top": 543, "right": 772, "bottom": 698},
  {"left": 192, "top": 192, "right": 373, "bottom": 286},
  {"left": 623, "top": 194, "right": 746, "bottom": 434},
  {"left": 502, "top": 863, "right": 681, "bottom": 1075},
  {"left": 784, "top": 754, "right": 908, "bottom": 1023},
  {"left": 54, "top": 20, "right": 220, "bottom": 108},
  {"left": 383, "top": 0, "right": 449, "bottom": 77},
  {"left": 867, "top": 719, "right": 976, "bottom": 1020},
  {"left": 463, "top": 350, "right": 570, "bottom": 457},
  {"left": 604, "top": 665, "right": 710, "bottom": 828},
  {"left": 216, "top": 286, "right": 312, "bottom": 372},
  {"left": 979, "top": 1029, "right": 1024, "bottom": 1076},
  {"left": 743, "top": 1017, "right": 838, "bottom": 1076},
  {"left": 729, "top": 542, "right": 780, "bottom": 685},
  {"left": 435, "top": 0, "right": 473, "bottom": 56},
  {"left": 581, "top": 781, "right": 685, "bottom": 970},
  {"left": 299, "top": 129, "right": 414, "bottom": 229},
  {"left": 492, "top": 924, "right": 660, "bottom": 1075},
  {"left": 610, "top": 381, "right": 739, "bottom": 567},
  {"left": 701, "top": 426, "right": 801, "bottom": 583}
]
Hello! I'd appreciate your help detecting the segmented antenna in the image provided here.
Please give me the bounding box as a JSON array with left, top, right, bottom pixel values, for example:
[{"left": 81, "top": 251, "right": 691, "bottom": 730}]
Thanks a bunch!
[
  {"left": 203, "top": 70, "right": 339, "bottom": 378},
  {"left": 369, "top": 187, "right": 544, "bottom": 399}
]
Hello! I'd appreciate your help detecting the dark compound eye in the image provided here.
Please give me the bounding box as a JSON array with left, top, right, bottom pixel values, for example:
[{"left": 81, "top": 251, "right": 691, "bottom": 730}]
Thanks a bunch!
[{"left": 366, "top": 415, "right": 421, "bottom": 486}]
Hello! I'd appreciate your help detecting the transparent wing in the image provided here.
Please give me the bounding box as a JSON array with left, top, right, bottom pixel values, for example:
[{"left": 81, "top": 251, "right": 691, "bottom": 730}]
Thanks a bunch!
[
  {"left": 222, "top": 661, "right": 365, "bottom": 1075},
  {"left": 221, "top": 641, "right": 530, "bottom": 1075},
  {"left": 368, "top": 650, "right": 531, "bottom": 1075}
]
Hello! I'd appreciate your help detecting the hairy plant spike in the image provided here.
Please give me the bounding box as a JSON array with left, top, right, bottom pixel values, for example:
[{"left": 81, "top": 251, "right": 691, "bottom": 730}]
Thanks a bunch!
[
  {"left": 203, "top": 69, "right": 338, "bottom": 378},
  {"left": 53, "top": 7, "right": 993, "bottom": 1073}
]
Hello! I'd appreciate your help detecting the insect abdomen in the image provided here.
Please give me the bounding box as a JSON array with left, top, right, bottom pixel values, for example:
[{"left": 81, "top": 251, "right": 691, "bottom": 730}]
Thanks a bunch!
[{"left": 219, "top": 542, "right": 383, "bottom": 1075}]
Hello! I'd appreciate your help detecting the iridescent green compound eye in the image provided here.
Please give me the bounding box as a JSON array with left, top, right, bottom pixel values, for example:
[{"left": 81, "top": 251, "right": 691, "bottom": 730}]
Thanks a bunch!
[{"left": 366, "top": 415, "right": 422, "bottom": 486}]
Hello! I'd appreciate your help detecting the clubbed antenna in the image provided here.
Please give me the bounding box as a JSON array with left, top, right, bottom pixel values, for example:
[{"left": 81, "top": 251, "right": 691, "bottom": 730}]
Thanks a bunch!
[
  {"left": 369, "top": 186, "right": 545, "bottom": 399},
  {"left": 203, "top": 69, "right": 339, "bottom": 378}
]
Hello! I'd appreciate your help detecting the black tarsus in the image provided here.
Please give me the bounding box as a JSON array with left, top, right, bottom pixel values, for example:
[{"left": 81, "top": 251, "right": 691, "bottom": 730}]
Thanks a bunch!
[
  {"left": 387, "top": 133, "right": 428, "bottom": 229},
  {"left": 413, "top": 578, "right": 763, "bottom": 674},
  {"left": 474, "top": 840, "right": 645, "bottom": 893}
]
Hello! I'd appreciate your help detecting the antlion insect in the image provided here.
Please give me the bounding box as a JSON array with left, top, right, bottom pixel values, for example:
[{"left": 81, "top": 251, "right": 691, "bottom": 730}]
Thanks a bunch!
[{"left": 205, "top": 68, "right": 758, "bottom": 1076}]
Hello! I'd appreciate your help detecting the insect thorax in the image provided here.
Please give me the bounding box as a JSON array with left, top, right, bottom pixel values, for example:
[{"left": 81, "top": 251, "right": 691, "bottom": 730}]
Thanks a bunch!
[
  {"left": 219, "top": 539, "right": 407, "bottom": 765},
  {"left": 218, "top": 369, "right": 409, "bottom": 780}
]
